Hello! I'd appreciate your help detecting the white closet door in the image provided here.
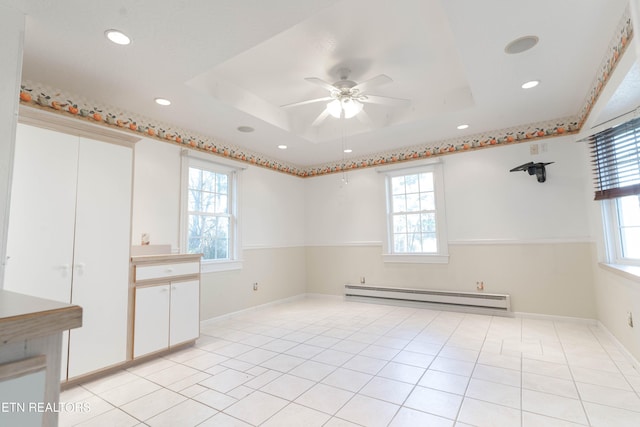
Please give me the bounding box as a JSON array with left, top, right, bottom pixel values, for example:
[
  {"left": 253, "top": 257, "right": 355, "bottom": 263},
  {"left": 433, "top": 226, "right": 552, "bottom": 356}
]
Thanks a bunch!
[
  {"left": 4, "top": 124, "right": 77, "bottom": 303},
  {"left": 67, "top": 138, "right": 132, "bottom": 378}
]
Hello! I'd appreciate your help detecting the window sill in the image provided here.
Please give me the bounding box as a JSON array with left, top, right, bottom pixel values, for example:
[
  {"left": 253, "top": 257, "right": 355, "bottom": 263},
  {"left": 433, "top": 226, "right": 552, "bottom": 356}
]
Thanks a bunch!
[
  {"left": 201, "top": 260, "right": 243, "bottom": 273},
  {"left": 599, "top": 263, "right": 640, "bottom": 284},
  {"left": 382, "top": 253, "right": 449, "bottom": 264}
]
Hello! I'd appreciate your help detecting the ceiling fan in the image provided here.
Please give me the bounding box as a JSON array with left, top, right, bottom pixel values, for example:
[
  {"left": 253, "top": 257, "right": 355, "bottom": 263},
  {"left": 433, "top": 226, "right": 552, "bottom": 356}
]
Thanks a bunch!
[{"left": 282, "top": 68, "right": 410, "bottom": 126}]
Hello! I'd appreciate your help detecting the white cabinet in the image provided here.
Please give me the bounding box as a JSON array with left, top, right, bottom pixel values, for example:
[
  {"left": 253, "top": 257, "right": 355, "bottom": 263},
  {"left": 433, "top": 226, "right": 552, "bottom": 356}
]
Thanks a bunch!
[
  {"left": 132, "top": 254, "right": 201, "bottom": 359},
  {"left": 133, "top": 285, "right": 170, "bottom": 357},
  {"left": 169, "top": 280, "right": 200, "bottom": 346},
  {"left": 4, "top": 123, "right": 134, "bottom": 381}
]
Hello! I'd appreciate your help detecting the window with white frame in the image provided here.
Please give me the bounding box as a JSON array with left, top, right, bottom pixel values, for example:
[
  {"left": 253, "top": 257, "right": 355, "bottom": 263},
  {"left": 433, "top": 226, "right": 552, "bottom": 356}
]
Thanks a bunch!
[
  {"left": 588, "top": 116, "right": 640, "bottom": 266},
  {"left": 382, "top": 162, "right": 448, "bottom": 263},
  {"left": 182, "top": 155, "right": 241, "bottom": 270}
]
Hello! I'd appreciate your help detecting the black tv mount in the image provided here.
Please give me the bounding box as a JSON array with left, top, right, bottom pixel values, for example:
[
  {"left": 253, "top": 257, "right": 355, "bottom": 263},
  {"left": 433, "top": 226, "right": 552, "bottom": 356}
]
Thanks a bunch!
[{"left": 509, "top": 161, "right": 554, "bottom": 183}]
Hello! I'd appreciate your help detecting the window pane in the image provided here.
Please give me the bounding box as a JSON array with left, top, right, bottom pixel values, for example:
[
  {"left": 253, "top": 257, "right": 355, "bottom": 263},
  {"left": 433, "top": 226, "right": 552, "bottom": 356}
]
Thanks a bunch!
[
  {"left": 391, "top": 176, "right": 405, "bottom": 195},
  {"left": 408, "top": 233, "right": 422, "bottom": 252},
  {"left": 621, "top": 227, "right": 640, "bottom": 258},
  {"left": 421, "top": 213, "right": 436, "bottom": 232},
  {"left": 394, "top": 234, "right": 407, "bottom": 252},
  {"left": 423, "top": 233, "right": 437, "bottom": 252},
  {"left": 406, "top": 193, "right": 420, "bottom": 212},
  {"left": 617, "top": 195, "right": 640, "bottom": 260},
  {"left": 392, "top": 195, "right": 406, "bottom": 213},
  {"left": 618, "top": 195, "right": 640, "bottom": 226},
  {"left": 217, "top": 216, "right": 230, "bottom": 237},
  {"left": 405, "top": 174, "right": 420, "bottom": 193},
  {"left": 188, "top": 189, "right": 216, "bottom": 213},
  {"left": 393, "top": 215, "right": 407, "bottom": 233},
  {"left": 419, "top": 172, "right": 434, "bottom": 192},
  {"left": 215, "top": 194, "right": 228, "bottom": 214},
  {"left": 216, "top": 173, "right": 228, "bottom": 194},
  {"left": 406, "top": 214, "right": 421, "bottom": 232},
  {"left": 420, "top": 192, "right": 435, "bottom": 211}
]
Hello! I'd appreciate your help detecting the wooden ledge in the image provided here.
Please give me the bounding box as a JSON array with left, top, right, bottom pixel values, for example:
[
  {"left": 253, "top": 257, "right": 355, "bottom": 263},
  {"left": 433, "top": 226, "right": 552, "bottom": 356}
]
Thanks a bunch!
[{"left": 0, "top": 290, "right": 82, "bottom": 345}]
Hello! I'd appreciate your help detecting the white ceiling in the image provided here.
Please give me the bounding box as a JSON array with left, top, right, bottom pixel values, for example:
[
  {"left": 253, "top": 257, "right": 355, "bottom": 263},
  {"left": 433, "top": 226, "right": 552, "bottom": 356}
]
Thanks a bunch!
[{"left": 3, "top": 0, "right": 633, "bottom": 167}]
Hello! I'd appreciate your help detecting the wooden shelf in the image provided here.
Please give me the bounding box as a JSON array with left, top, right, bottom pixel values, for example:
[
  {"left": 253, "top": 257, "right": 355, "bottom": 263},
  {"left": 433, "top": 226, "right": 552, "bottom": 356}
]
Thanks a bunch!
[{"left": 0, "top": 290, "right": 82, "bottom": 345}]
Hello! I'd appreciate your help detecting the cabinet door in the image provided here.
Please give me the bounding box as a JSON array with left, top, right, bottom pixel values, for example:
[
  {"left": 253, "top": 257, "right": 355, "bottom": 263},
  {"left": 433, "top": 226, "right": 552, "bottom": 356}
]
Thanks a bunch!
[
  {"left": 134, "top": 285, "right": 170, "bottom": 358},
  {"left": 67, "top": 138, "right": 133, "bottom": 378},
  {"left": 169, "top": 280, "right": 200, "bottom": 346},
  {"left": 4, "top": 124, "right": 77, "bottom": 303}
]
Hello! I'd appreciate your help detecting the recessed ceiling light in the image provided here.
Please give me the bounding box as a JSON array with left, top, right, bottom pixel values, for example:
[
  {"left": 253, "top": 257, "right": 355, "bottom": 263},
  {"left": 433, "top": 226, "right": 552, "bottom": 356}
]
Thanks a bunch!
[
  {"left": 104, "top": 29, "right": 131, "bottom": 45},
  {"left": 505, "top": 35, "right": 539, "bottom": 54},
  {"left": 237, "top": 126, "right": 254, "bottom": 133},
  {"left": 457, "top": 124, "right": 469, "bottom": 130},
  {"left": 521, "top": 80, "right": 540, "bottom": 89},
  {"left": 343, "top": 149, "right": 353, "bottom": 153},
  {"left": 154, "top": 98, "right": 171, "bottom": 106},
  {"left": 278, "top": 145, "right": 287, "bottom": 150}
]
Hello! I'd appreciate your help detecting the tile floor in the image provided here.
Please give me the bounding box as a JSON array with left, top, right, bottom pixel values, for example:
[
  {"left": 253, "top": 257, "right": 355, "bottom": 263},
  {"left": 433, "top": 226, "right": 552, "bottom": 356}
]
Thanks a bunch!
[{"left": 59, "top": 297, "right": 640, "bottom": 426}]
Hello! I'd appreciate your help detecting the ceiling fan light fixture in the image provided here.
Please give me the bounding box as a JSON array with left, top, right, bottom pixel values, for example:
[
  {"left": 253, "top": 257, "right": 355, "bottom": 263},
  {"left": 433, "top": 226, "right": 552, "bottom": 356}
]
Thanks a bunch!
[
  {"left": 343, "top": 99, "right": 363, "bottom": 119},
  {"left": 327, "top": 100, "right": 343, "bottom": 118}
]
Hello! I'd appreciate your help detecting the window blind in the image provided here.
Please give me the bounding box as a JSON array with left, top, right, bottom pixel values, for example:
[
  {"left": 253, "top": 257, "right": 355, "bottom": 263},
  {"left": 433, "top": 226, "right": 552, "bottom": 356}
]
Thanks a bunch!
[{"left": 589, "top": 116, "right": 640, "bottom": 200}]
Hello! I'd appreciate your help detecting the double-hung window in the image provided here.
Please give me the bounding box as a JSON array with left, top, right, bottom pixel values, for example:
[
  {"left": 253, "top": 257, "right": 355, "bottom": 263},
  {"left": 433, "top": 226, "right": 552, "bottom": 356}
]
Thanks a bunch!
[
  {"left": 382, "top": 162, "right": 449, "bottom": 263},
  {"left": 588, "top": 116, "right": 640, "bottom": 266},
  {"left": 182, "top": 154, "right": 242, "bottom": 272}
]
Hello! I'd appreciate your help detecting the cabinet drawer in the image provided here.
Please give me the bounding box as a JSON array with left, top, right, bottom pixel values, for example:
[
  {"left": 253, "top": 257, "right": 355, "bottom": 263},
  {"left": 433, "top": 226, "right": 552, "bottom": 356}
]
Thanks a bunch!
[{"left": 135, "top": 262, "right": 199, "bottom": 282}]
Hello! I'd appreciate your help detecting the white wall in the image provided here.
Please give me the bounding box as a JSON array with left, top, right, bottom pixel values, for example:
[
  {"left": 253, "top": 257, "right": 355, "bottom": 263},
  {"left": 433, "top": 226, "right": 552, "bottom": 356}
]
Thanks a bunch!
[
  {"left": 0, "top": 5, "right": 24, "bottom": 288},
  {"left": 132, "top": 139, "right": 307, "bottom": 319},
  {"left": 305, "top": 135, "right": 591, "bottom": 246},
  {"left": 304, "top": 136, "right": 597, "bottom": 318},
  {"left": 444, "top": 137, "right": 590, "bottom": 242},
  {"left": 131, "top": 139, "right": 181, "bottom": 248}
]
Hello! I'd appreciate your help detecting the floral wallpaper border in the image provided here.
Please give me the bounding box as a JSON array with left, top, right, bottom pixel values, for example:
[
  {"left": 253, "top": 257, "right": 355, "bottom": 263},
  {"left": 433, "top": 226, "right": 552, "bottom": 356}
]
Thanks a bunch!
[{"left": 17, "top": 8, "right": 633, "bottom": 178}]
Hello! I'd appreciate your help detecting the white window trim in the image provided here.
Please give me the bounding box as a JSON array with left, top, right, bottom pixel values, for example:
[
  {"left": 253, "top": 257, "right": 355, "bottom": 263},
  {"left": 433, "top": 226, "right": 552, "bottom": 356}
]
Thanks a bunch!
[
  {"left": 180, "top": 150, "right": 243, "bottom": 272},
  {"left": 379, "top": 161, "right": 449, "bottom": 264}
]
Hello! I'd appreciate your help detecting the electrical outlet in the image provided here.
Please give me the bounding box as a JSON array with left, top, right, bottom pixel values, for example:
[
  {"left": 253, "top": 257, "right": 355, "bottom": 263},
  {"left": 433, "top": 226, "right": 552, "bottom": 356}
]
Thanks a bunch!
[
  {"left": 628, "top": 312, "right": 634, "bottom": 328},
  {"left": 476, "top": 281, "right": 484, "bottom": 291},
  {"left": 530, "top": 144, "right": 539, "bottom": 155},
  {"left": 253, "top": 282, "right": 258, "bottom": 291}
]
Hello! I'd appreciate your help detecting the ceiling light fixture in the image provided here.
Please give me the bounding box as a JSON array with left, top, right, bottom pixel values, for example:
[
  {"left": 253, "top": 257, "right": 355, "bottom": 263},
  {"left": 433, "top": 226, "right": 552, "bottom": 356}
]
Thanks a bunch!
[
  {"left": 237, "top": 126, "right": 254, "bottom": 133},
  {"left": 505, "top": 35, "right": 539, "bottom": 55},
  {"left": 343, "top": 149, "right": 353, "bottom": 153},
  {"left": 104, "top": 29, "right": 131, "bottom": 45},
  {"left": 457, "top": 124, "right": 469, "bottom": 130},
  {"left": 278, "top": 145, "right": 287, "bottom": 150},
  {"left": 154, "top": 98, "right": 171, "bottom": 106},
  {"left": 521, "top": 80, "right": 540, "bottom": 89}
]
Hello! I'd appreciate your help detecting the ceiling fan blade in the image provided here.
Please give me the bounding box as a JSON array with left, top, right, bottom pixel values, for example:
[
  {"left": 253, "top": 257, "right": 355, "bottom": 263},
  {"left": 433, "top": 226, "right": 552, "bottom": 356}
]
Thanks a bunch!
[
  {"left": 361, "top": 94, "right": 410, "bottom": 107},
  {"left": 305, "top": 77, "right": 337, "bottom": 93},
  {"left": 352, "top": 74, "right": 392, "bottom": 92},
  {"left": 311, "top": 108, "right": 331, "bottom": 127},
  {"left": 280, "top": 96, "right": 332, "bottom": 108}
]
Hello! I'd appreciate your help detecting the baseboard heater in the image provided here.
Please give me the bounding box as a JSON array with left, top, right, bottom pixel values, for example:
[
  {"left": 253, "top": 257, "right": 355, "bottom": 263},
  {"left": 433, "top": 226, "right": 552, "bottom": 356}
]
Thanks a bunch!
[{"left": 344, "top": 284, "right": 511, "bottom": 315}]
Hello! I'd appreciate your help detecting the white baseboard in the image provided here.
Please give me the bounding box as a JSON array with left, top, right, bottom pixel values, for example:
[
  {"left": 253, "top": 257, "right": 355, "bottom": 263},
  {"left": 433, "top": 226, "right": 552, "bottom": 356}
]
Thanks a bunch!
[
  {"left": 200, "top": 293, "right": 307, "bottom": 328},
  {"left": 597, "top": 321, "right": 640, "bottom": 373},
  {"left": 514, "top": 311, "right": 598, "bottom": 325}
]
